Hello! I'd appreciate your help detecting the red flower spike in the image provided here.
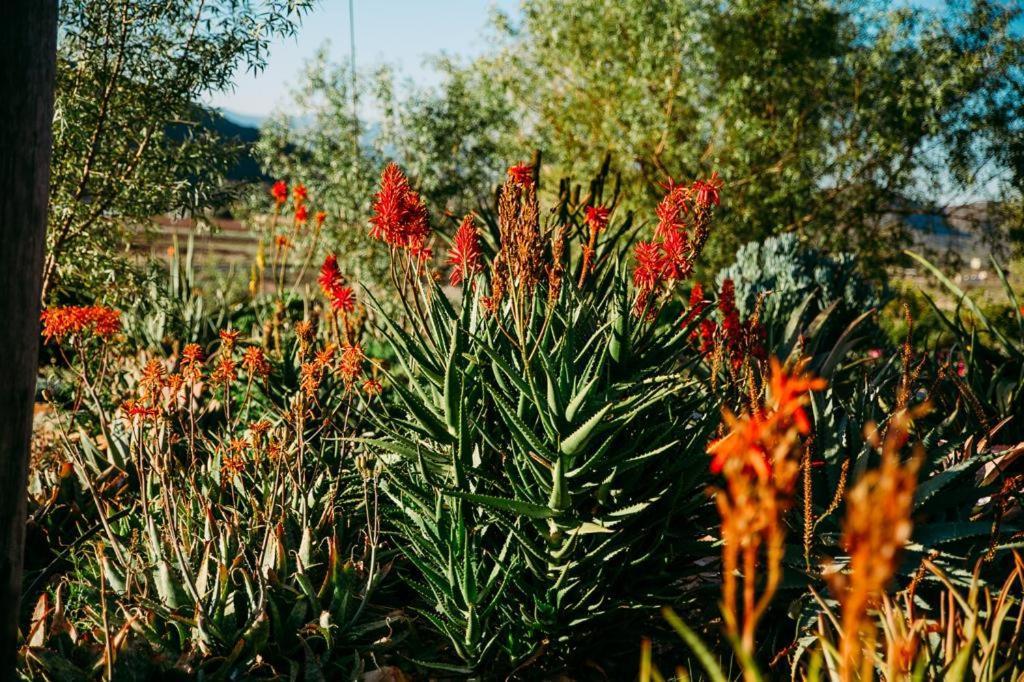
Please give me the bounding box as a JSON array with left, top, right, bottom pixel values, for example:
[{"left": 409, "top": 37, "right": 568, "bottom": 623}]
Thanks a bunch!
[
  {"left": 632, "top": 241, "right": 665, "bottom": 294},
  {"left": 339, "top": 343, "right": 365, "bottom": 383},
  {"left": 698, "top": 319, "right": 717, "bottom": 355},
  {"left": 584, "top": 205, "right": 611, "bottom": 232},
  {"left": 659, "top": 227, "right": 691, "bottom": 282},
  {"left": 507, "top": 163, "right": 534, "bottom": 187},
  {"left": 369, "top": 163, "right": 430, "bottom": 251},
  {"left": 654, "top": 185, "right": 689, "bottom": 240},
  {"left": 447, "top": 214, "right": 484, "bottom": 286},
  {"left": 692, "top": 171, "right": 723, "bottom": 208},
  {"left": 242, "top": 346, "right": 271, "bottom": 379},
  {"left": 219, "top": 329, "right": 240, "bottom": 350},
  {"left": 271, "top": 180, "right": 288, "bottom": 206},
  {"left": 680, "top": 282, "right": 707, "bottom": 333},
  {"left": 41, "top": 305, "right": 121, "bottom": 343},
  {"left": 331, "top": 286, "right": 355, "bottom": 313},
  {"left": 318, "top": 254, "right": 356, "bottom": 313}
]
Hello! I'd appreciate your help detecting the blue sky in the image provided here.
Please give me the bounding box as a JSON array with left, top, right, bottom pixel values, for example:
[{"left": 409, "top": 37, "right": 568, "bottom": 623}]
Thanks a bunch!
[{"left": 207, "top": 0, "right": 520, "bottom": 119}]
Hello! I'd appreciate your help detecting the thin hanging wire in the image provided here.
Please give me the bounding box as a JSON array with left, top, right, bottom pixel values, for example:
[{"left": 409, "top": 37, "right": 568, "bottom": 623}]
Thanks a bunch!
[{"left": 348, "top": 0, "right": 359, "bottom": 150}]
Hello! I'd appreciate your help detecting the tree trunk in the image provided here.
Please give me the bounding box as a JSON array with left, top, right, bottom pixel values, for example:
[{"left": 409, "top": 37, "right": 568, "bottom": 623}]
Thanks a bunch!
[{"left": 0, "top": 0, "right": 58, "bottom": 675}]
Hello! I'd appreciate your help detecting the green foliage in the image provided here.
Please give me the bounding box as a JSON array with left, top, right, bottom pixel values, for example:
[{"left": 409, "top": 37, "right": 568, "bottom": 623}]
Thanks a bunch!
[
  {"left": 904, "top": 252, "right": 1024, "bottom": 439},
  {"left": 255, "top": 51, "right": 515, "bottom": 318},
  {"left": 26, "top": 268, "right": 396, "bottom": 677},
  {"left": 254, "top": 50, "right": 392, "bottom": 312},
  {"left": 23, "top": 144, "right": 1024, "bottom": 680},
  {"left": 364, "top": 178, "right": 719, "bottom": 674},
  {"left": 656, "top": 550, "right": 1024, "bottom": 682},
  {"left": 46, "top": 0, "right": 312, "bottom": 301},
  {"left": 442, "top": 0, "right": 1024, "bottom": 269},
  {"left": 120, "top": 235, "right": 243, "bottom": 351},
  {"left": 717, "top": 233, "right": 882, "bottom": 346},
  {"left": 373, "top": 279, "right": 717, "bottom": 672}
]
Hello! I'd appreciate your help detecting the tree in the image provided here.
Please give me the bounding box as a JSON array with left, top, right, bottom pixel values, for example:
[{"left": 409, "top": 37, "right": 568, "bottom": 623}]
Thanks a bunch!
[
  {"left": 456, "top": 0, "right": 1024, "bottom": 271},
  {"left": 256, "top": 51, "right": 515, "bottom": 310},
  {"left": 43, "top": 0, "right": 312, "bottom": 301},
  {"left": 0, "top": 0, "right": 57, "bottom": 675}
]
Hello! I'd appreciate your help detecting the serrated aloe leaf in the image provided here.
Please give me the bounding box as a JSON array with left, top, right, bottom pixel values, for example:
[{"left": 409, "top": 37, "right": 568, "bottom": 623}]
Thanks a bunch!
[
  {"left": 607, "top": 499, "right": 653, "bottom": 518},
  {"left": 566, "top": 428, "right": 620, "bottom": 478},
  {"left": 155, "top": 559, "right": 181, "bottom": 609},
  {"left": 403, "top": 575, "right": 440, "bottom": 611},
  {"left": 443, "top": 320, "right": 462, "bottom": 432},
  {"left": 913, "top": 521, "right": 1004, "bottom": 548},
  {"left": 295, "top": 573, "right": 320, "bottom": 613},
  {"left": 460, "top": 540, "right": 477, "bottom": 607},
  {"left": 525, "top": 368, "right": 558, "bottom": 440},
  {"left": 544, "top": 365, "right": 563, "bottom": 429},
  {"left": 491, "top": 389, "right": 558, "bottom": 461},
  {"left": 352, "top": 437, "right": 445, "bottom": 466},
  {"left": 444, "top": 490, "right": 555, "bottom": 518},
  {"left": 473, "top": 342, "right": 531, "bottom": 397},
  {"left": 914, "top": 451, "right": 997, "bottom": 509},
  {"left": 380, "top": 480, "right": 436, "bottom": 528},
  {"left": 560, "top": 403, "right": 612, "bottom": 456},
  {"left": 568, "top": 522, "right": 613, "bottom": 535},
  {"left": 406, "top": 652, "right": 477, "bottom": 675},
  {"left": 565, "top": 374, "right": 600, "bottom": 424},
  {"left": 479, "top": 534, "right": 514, "bottom": 600},
  {"left": 548, "top": 457, "right": 567, "bottom": 512},
  {"left": 479, "top": 559, "right": 516, "bottom": 623},
  {"left": 574, "top": 320, "right": 613, "bottom": 366},
  {"left": 369, "top": 295, "right": 443, "bottom": 381},
  {"left": 404, "top": 552, "right": 455, "bottom": 600},
  {"left": 429, "top": 278, "right": 458, "bottom": 322},
  {"left": 618, "top": 440, "right": 678, "bottom": 472},
  {"left": 385, "top": 370, "right": 454, "bottom": 444}
]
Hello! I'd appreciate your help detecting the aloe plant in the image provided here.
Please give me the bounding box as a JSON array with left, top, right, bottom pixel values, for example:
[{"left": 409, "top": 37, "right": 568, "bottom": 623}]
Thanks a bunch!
[
  {"left": 363, "top": 164, "right": 723, "bottom": 675},
  {"left": 27, "top": 296, "right": 394, "bottom": 679}
]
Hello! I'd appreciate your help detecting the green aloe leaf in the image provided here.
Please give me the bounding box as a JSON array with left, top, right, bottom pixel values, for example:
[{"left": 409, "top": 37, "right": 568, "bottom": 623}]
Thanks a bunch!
[
  {"left": 491, "top": 389, "right": 558, "bottom": 461},
  {"left": 384, "top": 370, "right": 454, "bottom": 444},
  {"left": 560, "top": 403, "right": 612, "bottom": 456},
  {"left": 565, "top": 374, "right": 600, "bottom": 425},
  {"left": 662, "top": 607, "right": 729, "bottom": 682},
  {"left": 443, "top": 490, "right": 555, "bottom": 519}
]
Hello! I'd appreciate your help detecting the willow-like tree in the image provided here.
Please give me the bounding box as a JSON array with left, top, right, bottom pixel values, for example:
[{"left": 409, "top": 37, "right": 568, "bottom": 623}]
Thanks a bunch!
[
  {"left": 442, "top": 0, "right": 1024, "bottom": 270},
  {"left": 43, "top": 0, "right": 312, "bottom": 301}
]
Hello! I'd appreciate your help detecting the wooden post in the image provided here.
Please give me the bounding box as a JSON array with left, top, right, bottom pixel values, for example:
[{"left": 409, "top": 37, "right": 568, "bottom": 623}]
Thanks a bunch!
[{"left": 0, "top": 0, "right": 58, "bottom": 674}]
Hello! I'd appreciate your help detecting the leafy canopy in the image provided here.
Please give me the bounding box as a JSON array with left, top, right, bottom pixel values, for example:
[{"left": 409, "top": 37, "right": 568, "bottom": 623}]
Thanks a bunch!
[
  {"left": 441, "top": 0, "right": 1024, "bottom": 269},
  {"left": 47, "top": 0, "right": 312, "bottom": 301}
]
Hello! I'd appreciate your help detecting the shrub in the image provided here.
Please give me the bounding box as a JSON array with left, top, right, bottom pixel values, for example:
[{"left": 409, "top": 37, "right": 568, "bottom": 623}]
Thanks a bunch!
[
  {"left": 716, "top": 233, "right": 882, "bottom": 343},
  {"left": 25, "top": 194, "right": 398, "bottom": 678},
  {"left": 364, "top": 163, "right": 725, "bottom": 675}
]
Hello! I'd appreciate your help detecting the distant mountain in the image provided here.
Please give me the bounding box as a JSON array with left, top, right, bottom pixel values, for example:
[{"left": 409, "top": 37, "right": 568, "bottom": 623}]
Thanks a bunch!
[
  {"left": 186, "top": 109, "right": 386, "bottom": 184},
  {"left": 189, "top": 108, "right": 266, "bottom": 182},
  {"left": 218, "top": 109, "right": 267, "bottom": 129},
  {"left": 890, "top": 201, "right": 1003, "bottom": 261}
]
